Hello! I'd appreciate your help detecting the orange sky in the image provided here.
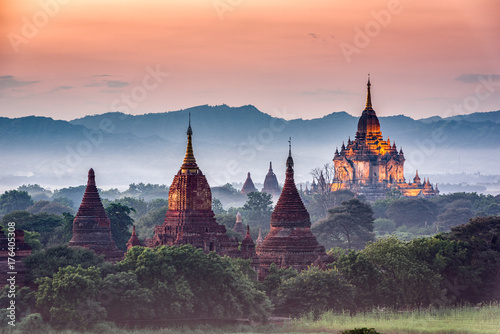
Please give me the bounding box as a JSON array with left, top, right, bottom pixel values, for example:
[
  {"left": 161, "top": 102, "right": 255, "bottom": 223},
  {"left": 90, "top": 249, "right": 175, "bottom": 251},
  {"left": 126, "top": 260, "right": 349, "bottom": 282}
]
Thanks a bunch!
[{"left": 1, "top": 0, "right": 499, "bottom": 120}]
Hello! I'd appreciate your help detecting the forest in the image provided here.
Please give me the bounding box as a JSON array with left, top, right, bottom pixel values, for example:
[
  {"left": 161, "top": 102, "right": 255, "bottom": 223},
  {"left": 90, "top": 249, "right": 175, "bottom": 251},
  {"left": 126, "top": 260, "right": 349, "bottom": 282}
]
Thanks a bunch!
[{"left": 0, "top": 182, "right": 499, "bottom": 333}]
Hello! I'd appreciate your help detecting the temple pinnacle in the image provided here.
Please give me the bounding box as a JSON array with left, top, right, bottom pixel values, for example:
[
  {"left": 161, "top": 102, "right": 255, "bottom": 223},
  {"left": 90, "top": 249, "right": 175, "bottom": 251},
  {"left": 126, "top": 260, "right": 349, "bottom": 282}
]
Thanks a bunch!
[
  {"left": 182, "top": 113, "right": 198, "bottom": 172},
  {"left": 286, "top": 137, "right": 294, "bottom": 168},
  {"left": 366, "top": 74, "right": 372, "bottom": 109}
]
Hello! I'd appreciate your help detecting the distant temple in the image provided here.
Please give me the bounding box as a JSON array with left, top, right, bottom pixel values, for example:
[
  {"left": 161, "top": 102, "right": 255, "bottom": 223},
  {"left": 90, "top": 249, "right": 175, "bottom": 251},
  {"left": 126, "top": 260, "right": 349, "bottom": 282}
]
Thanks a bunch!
[
  {"left": 261, "top": 162, "right": 281, "bottom": 198},
  {"left": 330, "top": 77, "right": 438, "bottom": 200},
  {"left": 151, "top": 116, "right": 257, "bottom": 262},
  {"left": 126, "top": 225, "right": 143, "bottom": 250},
  {"left": 256, "top": 140, "right": 331, "bottom": 280},
  {"left": 232, "top": 212, "right": 246, "bottom": 239},
  {"left": 69, "top": 168, "right": 123, "bottom": 262},
  {"left": 241, "top": 172, "right": 258, "bottom": 194}
]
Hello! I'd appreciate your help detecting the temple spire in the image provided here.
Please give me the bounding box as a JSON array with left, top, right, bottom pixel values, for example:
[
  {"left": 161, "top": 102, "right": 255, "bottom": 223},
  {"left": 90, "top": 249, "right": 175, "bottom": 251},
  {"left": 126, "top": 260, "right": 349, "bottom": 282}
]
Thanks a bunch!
[
  {"left": 182, "top": 112, "right": 198, "bottom": 172},
  {"left": 286, "top": 137, "right": 294, "bottom": 169},
  {"left": 365, "top": 74, "right": 372, "bottom": 109}
]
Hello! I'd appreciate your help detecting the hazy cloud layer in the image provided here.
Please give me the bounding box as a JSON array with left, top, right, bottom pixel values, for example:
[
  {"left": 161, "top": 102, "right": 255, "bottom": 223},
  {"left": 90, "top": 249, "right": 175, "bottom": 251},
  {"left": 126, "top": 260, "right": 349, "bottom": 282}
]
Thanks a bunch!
[
  {"left": 0, "top": 75, "right": 39, "bottom": 90},
  {"left": 455, "top": 73, "right": 500, "bottom": 84}
]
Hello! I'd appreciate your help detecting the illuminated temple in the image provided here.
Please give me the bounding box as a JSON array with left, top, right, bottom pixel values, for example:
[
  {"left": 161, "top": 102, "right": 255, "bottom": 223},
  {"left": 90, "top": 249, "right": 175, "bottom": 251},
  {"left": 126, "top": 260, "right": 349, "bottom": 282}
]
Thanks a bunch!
[
  {"left": 151, "top": 117, "right": 257, "bottom": 263},
  {"left": 331, "top": 77, "right": 438, "bottom": 200}
]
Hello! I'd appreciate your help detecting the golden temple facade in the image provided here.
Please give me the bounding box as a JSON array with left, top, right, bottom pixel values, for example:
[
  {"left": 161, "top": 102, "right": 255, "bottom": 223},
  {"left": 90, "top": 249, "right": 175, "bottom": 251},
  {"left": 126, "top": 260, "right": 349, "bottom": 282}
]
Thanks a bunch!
[{"left": 331, "top": 77, "right": 438, "bottom": 200}]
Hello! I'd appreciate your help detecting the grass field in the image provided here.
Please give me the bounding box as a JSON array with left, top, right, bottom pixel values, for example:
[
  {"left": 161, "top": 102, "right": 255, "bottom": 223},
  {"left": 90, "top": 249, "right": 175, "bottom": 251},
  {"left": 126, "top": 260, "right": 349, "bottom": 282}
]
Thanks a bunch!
[
  {"left": 283, "top": 304, "right": 500, "bottom": 334},
  {"left": 3, "top": 304, "right": 499, "bottom": 334}
]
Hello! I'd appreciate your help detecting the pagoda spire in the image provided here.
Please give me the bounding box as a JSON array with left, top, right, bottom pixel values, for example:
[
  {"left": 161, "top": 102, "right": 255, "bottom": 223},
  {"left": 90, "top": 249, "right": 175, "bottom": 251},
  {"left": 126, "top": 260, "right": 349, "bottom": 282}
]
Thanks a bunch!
[
  {"left": 181, "top": 113, "right": 198, "bottom": 173},
  {"left": 366, "top": 74, "right": 372, "bottom": 109},
  {"left": 286, "top": 137, "right": 294, "bottom": 169}
]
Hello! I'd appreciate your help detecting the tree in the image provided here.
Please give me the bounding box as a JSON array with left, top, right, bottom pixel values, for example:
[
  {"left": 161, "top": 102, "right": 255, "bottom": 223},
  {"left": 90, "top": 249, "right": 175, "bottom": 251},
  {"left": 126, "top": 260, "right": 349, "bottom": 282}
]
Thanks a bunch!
[
  {"left": 359, "top": 237, "right": 442, "bottom": 309},
  {"left": 0, "top": 190, "right": 33, "bottom": 214},
  {"left": 36, "top": 265, "right": 105, "bottom": 329},
  {"left": 436, "top": 207, "right": 474, "bottom": 231},
  {"left": 1, "top": 211, "right": 70, "bottom": 246},
  {"left": 386, "top": 198, "right": 438, "bottom": 227},
  {"left": 243, "top": 192, "right": 273, "bottom": 213},
  {"left": 117, "top": 245, "right": 271, "bottom": 321},
  {"left": 105, "top": 203, "right": 134, "bottom": 251},
  {"left": 277, "top": 267, "right": 353, "bottom": 318},
  {"left": 373, "top": 218, "right": 397, "bottom": 235},
  {"left": 212, "top": 197, "right": 225, "bottom": 214},
  {"left": 23, "top": 245, "right": 105, "bottom": 284},
  {"left": 134, "top": 204, "right": 168, "bottom": 238},
  {"left": 241, "top": 192, "right": 273, "bottom": 228},
  {"left": 446, "top": 216, "right": 500, "bottom": 302},
  {"left": 336, "top": 250, "right": 380, "bottom": 311},
  {"left": 313, "top": 199, "right": 375, "bottom": 250},
  {"left": 111, "top": 197, "right": 147, "bottom": 218}
]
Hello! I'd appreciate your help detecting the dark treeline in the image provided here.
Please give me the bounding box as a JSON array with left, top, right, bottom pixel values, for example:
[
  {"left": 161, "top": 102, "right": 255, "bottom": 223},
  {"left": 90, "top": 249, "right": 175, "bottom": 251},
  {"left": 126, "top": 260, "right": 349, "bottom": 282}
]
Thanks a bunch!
[{"left": 0, "top": 185, "right": 499, "bottom": 330}]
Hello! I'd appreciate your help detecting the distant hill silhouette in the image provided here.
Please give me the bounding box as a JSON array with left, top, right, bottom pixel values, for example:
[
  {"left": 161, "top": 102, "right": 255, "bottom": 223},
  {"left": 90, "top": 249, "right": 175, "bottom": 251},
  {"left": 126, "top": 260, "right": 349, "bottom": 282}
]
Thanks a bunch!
[{"left": 1, "top": 105, "right": 499, "bottom": 191}]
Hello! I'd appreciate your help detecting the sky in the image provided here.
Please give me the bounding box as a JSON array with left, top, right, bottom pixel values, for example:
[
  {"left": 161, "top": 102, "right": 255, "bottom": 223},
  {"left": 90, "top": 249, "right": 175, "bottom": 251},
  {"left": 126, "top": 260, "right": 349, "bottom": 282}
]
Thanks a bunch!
[{"left": 1, "top": 0, "right": 499, "bottom": 121}]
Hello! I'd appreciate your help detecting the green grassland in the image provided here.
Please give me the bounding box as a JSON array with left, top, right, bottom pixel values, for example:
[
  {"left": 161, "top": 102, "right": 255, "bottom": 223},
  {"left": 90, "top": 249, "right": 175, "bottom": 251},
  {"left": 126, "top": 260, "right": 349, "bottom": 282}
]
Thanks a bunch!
[
  {"left": 283, "top": 304, "right": 500, "bottom": 334},
  {"left": 3, "top": 304, "right": 499, "bottom": 334}
]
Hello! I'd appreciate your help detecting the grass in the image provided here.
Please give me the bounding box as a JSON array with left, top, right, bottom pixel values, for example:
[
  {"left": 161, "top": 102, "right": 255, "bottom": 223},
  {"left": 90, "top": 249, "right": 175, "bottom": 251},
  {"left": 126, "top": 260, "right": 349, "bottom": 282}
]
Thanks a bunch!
[
  {"left": 283, "top": 304, "right": 500, "bottom": 334},
  {"left": 3, "top": 305, "right": 499, "bottom": 334}
]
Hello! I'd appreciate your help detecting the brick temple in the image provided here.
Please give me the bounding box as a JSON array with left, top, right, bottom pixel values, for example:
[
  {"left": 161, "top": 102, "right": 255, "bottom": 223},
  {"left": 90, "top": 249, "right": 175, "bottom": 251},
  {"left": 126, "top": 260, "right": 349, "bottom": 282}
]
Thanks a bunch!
[
  {"left": 256, "top": 141, "right": 331, "bottom": 280},
  {"left": 261, "top": 162, "right": 281, "bottom": 198},
  {"left": 69, "top": 168, "right": 123, "bottom": 262},
  {"left": 331, "top": 77, "right": 438, "bottom": 200},
  {"left": 241, "top": 172, "right": 258, "bottom": 194},
  {"left": 151, "top": 117, "right": 256, "bottom": 262}
]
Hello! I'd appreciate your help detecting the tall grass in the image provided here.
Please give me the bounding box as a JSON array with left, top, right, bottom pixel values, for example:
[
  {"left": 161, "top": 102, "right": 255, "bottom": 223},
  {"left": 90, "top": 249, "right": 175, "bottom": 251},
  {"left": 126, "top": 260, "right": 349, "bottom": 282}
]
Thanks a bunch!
[
  {"left": 284, "top": 303, "right": 500, "bottom": 334},
  {"left": 2, "top": 305, "right": 498, "bottom": 334}
]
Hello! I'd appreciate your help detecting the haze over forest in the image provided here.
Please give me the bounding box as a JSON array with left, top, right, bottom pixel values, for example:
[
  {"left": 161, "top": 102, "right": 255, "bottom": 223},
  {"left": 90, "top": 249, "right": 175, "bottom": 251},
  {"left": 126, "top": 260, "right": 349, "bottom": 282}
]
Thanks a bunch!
[{"left": 1, "top": 104, "right": 499, "bottom": 195}]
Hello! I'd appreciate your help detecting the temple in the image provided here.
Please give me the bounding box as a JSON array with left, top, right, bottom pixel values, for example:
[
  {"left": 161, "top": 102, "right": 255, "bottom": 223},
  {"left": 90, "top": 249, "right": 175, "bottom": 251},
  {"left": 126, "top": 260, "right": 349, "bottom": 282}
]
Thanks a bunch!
[
  {"left": 241, "top": 172, "right": 258, "bottom": 194},
  {"left": 69, "top": 168, "right": 124, "bottom": 262},
  {"left": 261, "top": 162, "right": 281, "bottom": 198},
  {"left": 126, "top": 225, "right": 143, "bottom": 250},
  {"left": 151, "top": 116, "right": 252, "bottom": 259},
  {"left": 331, "top": 77, "right": 438, "bottom": 200},
  {"left": 256, "top": 140, "right": 331, "bottom": 280},
  {"left": 232, "top": 212, "right": 246, "bottom": 239}
]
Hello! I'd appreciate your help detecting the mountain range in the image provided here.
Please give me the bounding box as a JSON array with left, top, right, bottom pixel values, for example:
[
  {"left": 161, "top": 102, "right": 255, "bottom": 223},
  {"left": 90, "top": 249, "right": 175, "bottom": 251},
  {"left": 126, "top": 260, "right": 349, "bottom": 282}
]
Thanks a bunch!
[{"left": 1, "top": 105, "right": 499, "bottom": 192}]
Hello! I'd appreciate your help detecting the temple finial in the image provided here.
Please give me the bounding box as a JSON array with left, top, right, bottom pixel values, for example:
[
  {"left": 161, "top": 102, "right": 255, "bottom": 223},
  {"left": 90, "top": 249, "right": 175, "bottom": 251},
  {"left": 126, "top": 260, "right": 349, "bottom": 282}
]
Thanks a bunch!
[
  {"left": 187, "top": 112, "right": 192, "bottom": 136},
  {"left": 286, "top": 137, "right": 294, "bottom": 169},
  {"left": 366, "top": 74, "right": 372, "bottom": 109},
  {"left": 182, "top": 113, "right": 197, "bottom": 172}
]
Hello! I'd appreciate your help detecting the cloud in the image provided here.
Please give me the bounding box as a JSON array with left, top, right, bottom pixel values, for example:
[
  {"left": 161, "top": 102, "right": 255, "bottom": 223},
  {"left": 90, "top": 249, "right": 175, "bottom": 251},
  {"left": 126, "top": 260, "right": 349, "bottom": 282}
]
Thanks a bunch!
[
  {"left": 92, "top": 74, "right": 111, "bottom": 77},
  {"left": 85, "top": 82, "right": 104, "bottom": 87},
  {"left": 106, "top": 80, "right": 129, "bottom": 88},
  {"left": 455, "top": 73, "right": 500, "bottom": 84},
  {"left": 301, "top": 88, "right": 357, "bottom": 96},
  {"left": 0, "top": 75, "right": 39, "bottom": 90},
  {"left": 50, "top": 86, "right": 74, "bottom": 93},
  {"left": 85, "top": 79, "right": 129, "bottom": 88}
]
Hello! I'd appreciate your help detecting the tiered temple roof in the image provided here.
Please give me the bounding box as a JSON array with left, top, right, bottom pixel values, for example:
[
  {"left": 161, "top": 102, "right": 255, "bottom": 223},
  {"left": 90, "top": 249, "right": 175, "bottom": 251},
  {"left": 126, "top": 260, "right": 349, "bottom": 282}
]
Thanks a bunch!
[
  {"left": 256, "top": 140, "right": 331, "bottom": 280},
  {"left": 261, "top": 162, "right": 281, "bottom": 198},
  {"left": 331, "top": 77, "right": 438, "bottom": 199},
  {"left": 69, "top": 168, "right": 123, "bottom": 262},
  {"left": 151, "top": 116, "right": 244, "bottom": 257},
  {"left": 241, "top": 172, "right": 258, "bottom": 194}
]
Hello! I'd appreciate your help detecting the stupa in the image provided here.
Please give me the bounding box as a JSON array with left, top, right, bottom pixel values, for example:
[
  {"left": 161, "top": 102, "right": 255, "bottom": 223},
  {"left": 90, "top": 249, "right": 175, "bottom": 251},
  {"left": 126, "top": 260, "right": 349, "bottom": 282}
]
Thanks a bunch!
[
  {"left": 69, "top": 168, "right": 123, "bottom": 262},
  {"left": 261, "top": 162, "right": 281, "bottom": 198},
  {"left": 241, "top": 172, "right": 258, "bottom": 194},
  {"left": 256, "top": 140, "right": 330, "bottom": 280}
]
